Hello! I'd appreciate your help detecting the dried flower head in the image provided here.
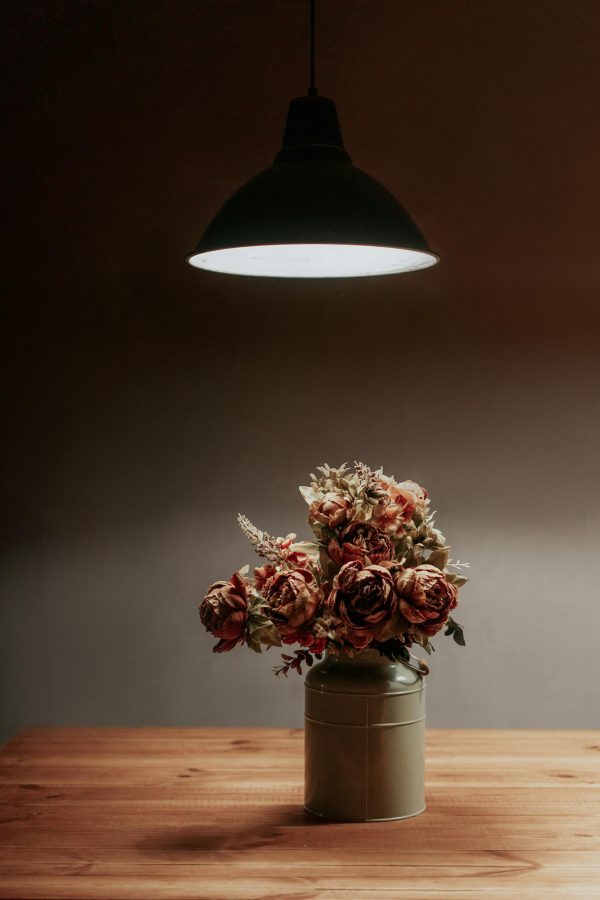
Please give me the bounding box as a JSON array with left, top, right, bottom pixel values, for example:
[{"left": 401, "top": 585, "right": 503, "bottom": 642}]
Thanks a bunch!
[
  {"left": 199, "top": 463, "right": 468, "bottom": 674},
  {"left": 200, "top": 572, "right": 249, "bottom": 653}
]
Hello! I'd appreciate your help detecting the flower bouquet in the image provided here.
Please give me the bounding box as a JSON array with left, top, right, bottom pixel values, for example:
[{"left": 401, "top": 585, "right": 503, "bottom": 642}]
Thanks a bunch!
[{"left": 199, "top": 462, "right": 467, "bottom": 676}]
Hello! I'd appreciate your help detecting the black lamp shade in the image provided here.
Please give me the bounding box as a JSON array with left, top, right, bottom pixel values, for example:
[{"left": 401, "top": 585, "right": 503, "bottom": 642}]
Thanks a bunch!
[{"left": 187, "top": 97, "right": 438, "bottom": 278}]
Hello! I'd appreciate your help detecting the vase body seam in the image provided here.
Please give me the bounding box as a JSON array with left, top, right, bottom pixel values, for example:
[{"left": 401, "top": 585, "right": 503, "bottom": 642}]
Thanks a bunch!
[{"left": 305, "top": 714, "right": 425, "bottom": 729}]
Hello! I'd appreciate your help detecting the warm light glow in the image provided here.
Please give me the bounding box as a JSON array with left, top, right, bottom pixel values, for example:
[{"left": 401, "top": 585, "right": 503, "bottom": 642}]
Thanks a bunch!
[{"left": 187, "top": 244, "right": 438, "bottom": 278}]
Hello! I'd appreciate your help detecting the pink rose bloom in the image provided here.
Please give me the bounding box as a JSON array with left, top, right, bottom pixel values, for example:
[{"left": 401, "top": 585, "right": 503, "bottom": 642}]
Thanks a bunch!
[
  {"left": 264, "top": 568, "right": 321, "bottom": 638},
  {"left": 200, "top": 572, "right": 249, "bottom": 652},
  {"left": 285, "top": 550, "right": 311, "bottom": 568},
  {"left": 309, "top": 492, "right": 356, "bottom": 529},
  {"left": 397, "top": 480, "right": 428, "bottom": 506},
  {"left": 274, "top": 535, "right": 312, "bottom": 569},
  {"left": 327, "top": 560, "right": 398, "bottom": 648},
  {"left": 395, "top": 564, "right": 457, "bottom": 636},
  {"left": 373, "top": 479, "right": 427, "bottom": 532},
  {"left": 328, "top": 522, "right": 393, "bottom": 567}
]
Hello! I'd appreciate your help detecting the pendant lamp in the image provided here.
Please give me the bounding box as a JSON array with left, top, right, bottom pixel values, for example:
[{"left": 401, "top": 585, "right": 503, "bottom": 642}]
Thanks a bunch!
[{"left": 187, "top": 2, "right": 438, "bottom": 278}]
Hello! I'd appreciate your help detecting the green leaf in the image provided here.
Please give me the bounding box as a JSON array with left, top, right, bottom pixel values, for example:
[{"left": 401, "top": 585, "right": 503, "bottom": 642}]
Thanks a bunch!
[
  {"left": 248, "top": 595, "right": 266, "bottom": 615},
  {"left": 246, "top": 634, "right": 262, "bottom": 654},
  {"left": 427, "top": 548, "right": 449, "bottom": 570},
  {"left": 444, "top": 617, "right": 466, "bottom": 646},
  {"left": 402, "top": 544, "right": 420, "bottom": 568},
  {"left": 247, "top": 613, "right": 282, "bottom": 649},
  {"left": 299, "top": 485, "right": 315, "bottom": 504},
  {"left": 254, "top": 624, "right": 282, "bottom": 648},
  {"left": 452, "top": 623, "right": 466, "bottom": 646},
  {"left": 415, "top": 524, "right": 428, "bottom": 542},
  {"left": 450, "top": 574, "right": 469, "bottom": 588}
]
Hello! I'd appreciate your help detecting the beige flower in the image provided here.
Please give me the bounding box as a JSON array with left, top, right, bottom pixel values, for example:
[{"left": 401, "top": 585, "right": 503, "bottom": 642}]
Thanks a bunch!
[
  {"left": 373, "top": 479, "right": 428, "bottom": 532},
  {"left": 394, "top": 564, "right": 457, "bottom": 636},
  {"left": 397, "top": 480, "right": 428, "bottom": 506}
]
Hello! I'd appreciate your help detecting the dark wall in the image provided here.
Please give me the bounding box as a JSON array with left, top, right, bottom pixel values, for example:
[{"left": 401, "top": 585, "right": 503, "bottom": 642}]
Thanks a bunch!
[{"left": 2, "top": 0, "right": 600, "bottom": 741}]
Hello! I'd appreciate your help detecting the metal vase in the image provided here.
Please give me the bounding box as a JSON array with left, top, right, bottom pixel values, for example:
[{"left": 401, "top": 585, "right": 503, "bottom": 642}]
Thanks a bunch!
[{"left": 304, "top": 649, "right": 426, "bottom": 822}]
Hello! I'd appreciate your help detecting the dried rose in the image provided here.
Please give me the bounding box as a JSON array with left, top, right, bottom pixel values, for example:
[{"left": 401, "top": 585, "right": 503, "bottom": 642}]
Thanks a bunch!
[
  {"left": 327, "top": 561, "right": 398, "bottom": 648},
  {"left": 309, "top": 492, "right": 356, "bottom": 529},
  {"left": 328, "top": 522, "right": 393, "bottom": 567},
  {"left": 263, "top": 568, "right": 321, "bottom": 638},
  {"left": 394, "top": 564, "right": 458, "bottom": 636},
  {"left": 200, "top": 572, "right": 249, "bottom": 652}
]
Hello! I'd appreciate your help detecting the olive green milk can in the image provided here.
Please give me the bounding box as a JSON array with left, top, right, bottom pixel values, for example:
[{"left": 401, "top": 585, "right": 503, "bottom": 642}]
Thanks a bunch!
[{"left": 304, "top": 649, "right": 426, "bottom": 821}]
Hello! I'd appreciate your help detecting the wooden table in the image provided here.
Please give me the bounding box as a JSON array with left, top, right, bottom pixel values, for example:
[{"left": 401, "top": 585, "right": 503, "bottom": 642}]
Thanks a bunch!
[{"left": 0, "top": 728, "right": 599, "bottom": 898}]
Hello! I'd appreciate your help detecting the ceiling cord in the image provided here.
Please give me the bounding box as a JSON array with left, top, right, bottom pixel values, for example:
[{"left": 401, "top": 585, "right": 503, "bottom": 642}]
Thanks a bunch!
[{"left": 308, "top": 0, "right": 317, "bottom": 96}]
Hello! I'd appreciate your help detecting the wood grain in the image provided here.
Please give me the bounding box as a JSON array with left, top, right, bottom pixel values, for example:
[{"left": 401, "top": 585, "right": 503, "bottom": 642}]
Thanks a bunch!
[{"left": 0, "top": 728, "right": 599, "bottom": 898}]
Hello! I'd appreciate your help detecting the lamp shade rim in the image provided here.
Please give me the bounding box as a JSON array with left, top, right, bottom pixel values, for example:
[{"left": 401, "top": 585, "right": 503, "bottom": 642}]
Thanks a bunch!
[{"left": 187, "top": 243, "right": 439, "bottom": 278}]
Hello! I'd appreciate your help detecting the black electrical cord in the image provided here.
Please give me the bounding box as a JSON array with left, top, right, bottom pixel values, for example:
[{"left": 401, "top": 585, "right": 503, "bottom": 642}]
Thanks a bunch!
[{"left": 308, "top": 0, "right": 317, "bottom": 96}]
